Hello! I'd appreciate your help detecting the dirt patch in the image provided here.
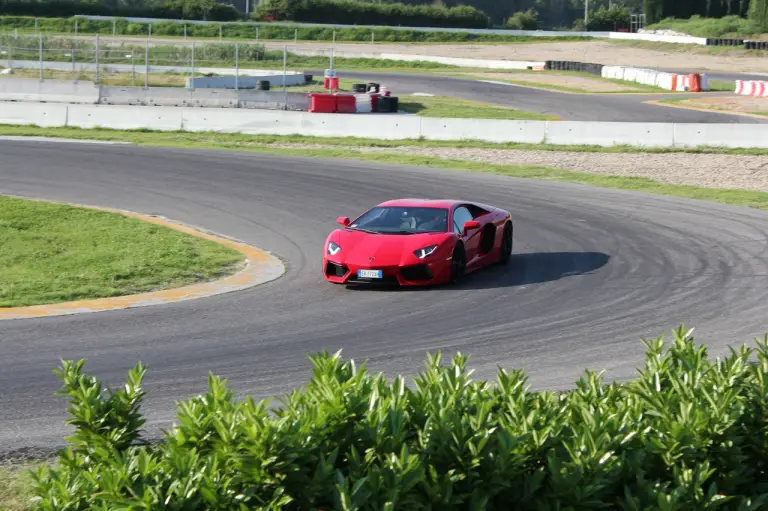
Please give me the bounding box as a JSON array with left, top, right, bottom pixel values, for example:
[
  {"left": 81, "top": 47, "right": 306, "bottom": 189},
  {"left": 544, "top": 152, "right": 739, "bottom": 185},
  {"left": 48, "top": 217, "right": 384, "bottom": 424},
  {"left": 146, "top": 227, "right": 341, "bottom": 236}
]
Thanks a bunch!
[
  {"left": 453, "top": 71, "right": 647, "bottom": 92},
  {"left": 670, "top": 96, "right": 768, "bottom": 116},
  {"left": 277, "top": 40, "right": 768, "bottom": 74},
  {"left": 266, "top": 143, "right": 768, "bottom": 193}
]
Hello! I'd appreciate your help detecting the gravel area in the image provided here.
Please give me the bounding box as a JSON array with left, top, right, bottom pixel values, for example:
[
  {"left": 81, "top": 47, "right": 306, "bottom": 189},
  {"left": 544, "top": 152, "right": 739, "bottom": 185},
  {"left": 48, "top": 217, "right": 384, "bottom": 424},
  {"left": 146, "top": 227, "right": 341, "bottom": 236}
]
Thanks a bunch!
[{"left": 270, "top": 143, "right": 768, "bottom": 192}]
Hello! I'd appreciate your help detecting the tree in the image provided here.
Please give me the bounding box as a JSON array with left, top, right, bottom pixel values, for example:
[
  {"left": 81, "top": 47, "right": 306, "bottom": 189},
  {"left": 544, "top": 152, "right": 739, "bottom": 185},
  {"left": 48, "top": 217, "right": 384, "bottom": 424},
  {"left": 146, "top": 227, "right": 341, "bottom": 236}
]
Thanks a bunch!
[{"left": 749, "top": 0, "right": 767, "bottom": 30}]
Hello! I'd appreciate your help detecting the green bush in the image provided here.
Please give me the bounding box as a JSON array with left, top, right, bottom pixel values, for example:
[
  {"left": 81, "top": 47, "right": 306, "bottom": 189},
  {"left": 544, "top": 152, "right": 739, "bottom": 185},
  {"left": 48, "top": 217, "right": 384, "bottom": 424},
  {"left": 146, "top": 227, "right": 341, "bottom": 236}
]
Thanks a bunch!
[
  {"left": 750, "top": 0, "right": 768, "bottom": 32},
  {"left": 254, "top": 0, "right": 490, "bottom": 29},
  {"left": 587, "top": 6, "right": 631, "bottom": 31},
  {"left": 646, "top": 14, "right": 765, "bottom": 38},
  {"left": 27, "top": 325, "right": 768, "bottom": 509},
  {"left": 506, "top": 9, "right": 538, "bottom": 30}
]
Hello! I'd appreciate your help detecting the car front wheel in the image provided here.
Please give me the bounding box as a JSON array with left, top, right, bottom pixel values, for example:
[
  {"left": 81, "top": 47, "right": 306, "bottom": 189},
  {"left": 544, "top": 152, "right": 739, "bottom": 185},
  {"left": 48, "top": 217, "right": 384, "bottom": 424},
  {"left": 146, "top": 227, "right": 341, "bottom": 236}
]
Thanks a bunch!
[{"left": 449, "top": 244, "right": 466, "bottom": 284}]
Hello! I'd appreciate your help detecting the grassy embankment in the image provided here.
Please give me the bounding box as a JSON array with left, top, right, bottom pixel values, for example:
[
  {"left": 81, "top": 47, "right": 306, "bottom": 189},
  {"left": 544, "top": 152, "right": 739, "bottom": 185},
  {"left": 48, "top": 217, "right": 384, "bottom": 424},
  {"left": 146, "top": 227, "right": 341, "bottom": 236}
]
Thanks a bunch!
[
  {"left": 0, "top": 194, "right": 244, "bottom": 307},
  {"left": 645, "top": 15, "right": 768, "bottom": 39},
  {"left": 1, "top": 126, "right": 766, "bottom": 212},
  {"left": 0, "top": 15, "right": 593, "bottom": 44}
]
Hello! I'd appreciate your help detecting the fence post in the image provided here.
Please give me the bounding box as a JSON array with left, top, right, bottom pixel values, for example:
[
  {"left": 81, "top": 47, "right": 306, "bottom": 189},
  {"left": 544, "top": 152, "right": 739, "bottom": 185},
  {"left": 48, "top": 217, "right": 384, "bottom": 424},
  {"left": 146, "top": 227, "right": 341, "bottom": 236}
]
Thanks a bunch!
[
  {"left": 6, "top": 45, "right": 11, "bottom": 72},
  {"left": 74, "top": 19, "right": 77, "bottom": 35},
  {"left": 219, "top": 25, "right": 222, "bottom": 41},
  {"left": 190, "top": 41, "right": 195, "bottom": 89},
  {"left": 235, "top": 43, "right": 239, "bottom": 92},
  {"left": 184, "top": 25, "right": 187, "bottom": 39},
  {"left": 144, "top": 39, "right": 149, "bottom": 89},
  {"left": 256, "top": 26, "right": 259, "bottom": 43},
  {"left": 294, "top": 28, "right": 297, "bottom": 45},
  {"left": 95, "top": 34, "right": 100, "bottom": 86},
  {"left": 72, "top": 46, "right": 76, "bottom": 83},
  {"left": 34, "top": 18, "right": 38, "bottom": 35},
  {"left": 38, "top": 32, "right": 43, "bottom": 81},
  {"left": 113, "top": 20, "right": 116, "bottom": 36},
  {"left": 283, "top": 44, "right": 287, "bottom": 110}
]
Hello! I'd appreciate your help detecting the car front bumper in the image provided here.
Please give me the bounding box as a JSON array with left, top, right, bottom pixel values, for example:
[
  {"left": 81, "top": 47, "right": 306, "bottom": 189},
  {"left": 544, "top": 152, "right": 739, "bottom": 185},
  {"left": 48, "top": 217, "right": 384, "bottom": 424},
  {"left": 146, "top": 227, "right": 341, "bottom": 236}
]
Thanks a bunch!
[{"left": 323, "top": 257, "right": 447, "bottom": 286}]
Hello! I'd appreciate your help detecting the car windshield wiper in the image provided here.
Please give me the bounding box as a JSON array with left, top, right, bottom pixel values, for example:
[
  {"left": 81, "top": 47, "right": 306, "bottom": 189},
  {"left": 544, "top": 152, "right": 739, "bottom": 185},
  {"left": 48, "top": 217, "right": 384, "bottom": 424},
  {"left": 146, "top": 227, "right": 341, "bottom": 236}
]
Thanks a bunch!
[{"left": 347, "top": 226, "right": 377, "bottom": 234}]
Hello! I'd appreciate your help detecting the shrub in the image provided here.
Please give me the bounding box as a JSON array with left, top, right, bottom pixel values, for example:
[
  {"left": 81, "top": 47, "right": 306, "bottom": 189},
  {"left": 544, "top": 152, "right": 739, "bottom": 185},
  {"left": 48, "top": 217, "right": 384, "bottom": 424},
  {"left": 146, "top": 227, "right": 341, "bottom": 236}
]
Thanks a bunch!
[
  {"left": 506, "top": 9, "right": 538, "bottom": 30},
  {"left": 253, "top": 0, "right": 490, "bottom": 29},
  {"left": 587, "top": 6, "right": 631, "bottom": 31},
  {"left": 750, "top": 0, "right": 768, "bottom": 32},
  {"left": 29, "top": 325, "right": 768, "bottom": 509}
]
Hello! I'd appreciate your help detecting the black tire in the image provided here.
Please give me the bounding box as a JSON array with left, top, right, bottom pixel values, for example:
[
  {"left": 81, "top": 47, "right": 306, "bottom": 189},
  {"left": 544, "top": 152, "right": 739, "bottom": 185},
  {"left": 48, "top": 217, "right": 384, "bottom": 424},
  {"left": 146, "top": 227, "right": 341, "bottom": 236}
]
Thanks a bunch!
[
  {"left": 449, "top": 244, "right": 466, "bottom": 284},
  {"left": 498, "top": 222, "right": 513, "bottom": 264}
]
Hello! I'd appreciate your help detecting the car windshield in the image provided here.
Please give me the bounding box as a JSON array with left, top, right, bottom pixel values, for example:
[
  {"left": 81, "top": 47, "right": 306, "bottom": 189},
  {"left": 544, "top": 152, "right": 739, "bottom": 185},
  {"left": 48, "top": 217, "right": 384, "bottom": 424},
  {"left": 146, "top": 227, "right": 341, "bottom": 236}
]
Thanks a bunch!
[{"left": 348, "top": 206, "right": 449, "bottom": 234}]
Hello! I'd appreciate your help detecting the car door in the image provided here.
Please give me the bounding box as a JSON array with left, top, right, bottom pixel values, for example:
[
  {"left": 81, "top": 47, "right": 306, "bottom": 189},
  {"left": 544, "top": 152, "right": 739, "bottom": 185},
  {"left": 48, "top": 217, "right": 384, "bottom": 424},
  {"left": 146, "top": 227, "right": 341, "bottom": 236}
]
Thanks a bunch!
[{"left": 452, "top": 205, "right": 482, "bottom": 267}]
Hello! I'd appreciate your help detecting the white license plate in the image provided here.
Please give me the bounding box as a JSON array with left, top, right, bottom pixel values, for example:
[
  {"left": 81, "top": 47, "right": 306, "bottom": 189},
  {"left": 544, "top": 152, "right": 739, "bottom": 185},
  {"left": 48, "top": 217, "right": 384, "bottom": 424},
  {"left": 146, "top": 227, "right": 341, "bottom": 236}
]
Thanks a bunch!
[{"left": 357, "top": 269, "right": 383, "bottom": 279}]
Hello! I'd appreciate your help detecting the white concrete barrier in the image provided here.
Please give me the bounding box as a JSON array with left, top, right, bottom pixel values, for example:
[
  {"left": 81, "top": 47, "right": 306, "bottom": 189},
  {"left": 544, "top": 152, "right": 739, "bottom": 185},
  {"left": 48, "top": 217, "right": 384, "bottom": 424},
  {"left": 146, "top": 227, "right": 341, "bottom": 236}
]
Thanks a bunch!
[
  {"left": 0, "top": 78, "right": 100, "bottom": 103},
  {"left": 66, "top": 104, "right": 183, "bottom": 130},
  {"left": 0, "top": 101, "right": 68, "bottom": 127},
  {"left": 419, "top": 118, "right": 547, "bottom": 144},
  {"left": 546, "top": 121, "right": 676, "bottom": 147},
  {"left": 2, "top": 101, "right": 767, "bottom": 149},
  {"left": 188, "top": 74, "right": 306, "bottom": 88}
]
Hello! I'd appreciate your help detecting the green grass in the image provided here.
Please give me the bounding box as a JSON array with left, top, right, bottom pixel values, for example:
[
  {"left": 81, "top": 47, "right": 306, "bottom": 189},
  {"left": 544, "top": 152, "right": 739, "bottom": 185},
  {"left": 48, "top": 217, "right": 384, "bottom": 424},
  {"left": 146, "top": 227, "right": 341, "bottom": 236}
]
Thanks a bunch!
[
  {"left": 397, "top": 95, "right": 556, "bottom": 119},
  {"left": 645, "top": 15, "right": 766, "bottom": 39},
  {"left": 0, "top": 466, "right": 34, "bottom": 511},
  {"left": 0, "top": 195, "right": 245, "bottom": 307},
  {"left": 607, "top": 38, "right": 767, "bottom": 56},
  {"left": 0, "top": 16, "right": 595, "bottom": 45},
  {"left": 1, "top": 126, "right": 766, "bottom": 212},
  {"left": 285, "top": 78, "right": 556, "bottom": 119}
]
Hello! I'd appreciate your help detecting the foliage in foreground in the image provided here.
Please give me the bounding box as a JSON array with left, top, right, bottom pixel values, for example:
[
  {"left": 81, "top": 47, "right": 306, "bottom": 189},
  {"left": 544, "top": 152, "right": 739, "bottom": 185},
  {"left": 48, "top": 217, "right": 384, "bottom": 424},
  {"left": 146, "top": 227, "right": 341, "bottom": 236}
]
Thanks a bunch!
[{"left": 27, "top": 326, "right": 768, "bottom": 509}]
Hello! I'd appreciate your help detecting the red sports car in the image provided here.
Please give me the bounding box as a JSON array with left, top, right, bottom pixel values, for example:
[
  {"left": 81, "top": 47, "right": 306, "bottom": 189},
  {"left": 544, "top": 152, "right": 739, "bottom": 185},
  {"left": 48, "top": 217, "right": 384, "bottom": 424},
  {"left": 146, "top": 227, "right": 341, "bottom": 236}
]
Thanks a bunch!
[{"left": 323, "top": 198, "right": 513, "bottom": 286}]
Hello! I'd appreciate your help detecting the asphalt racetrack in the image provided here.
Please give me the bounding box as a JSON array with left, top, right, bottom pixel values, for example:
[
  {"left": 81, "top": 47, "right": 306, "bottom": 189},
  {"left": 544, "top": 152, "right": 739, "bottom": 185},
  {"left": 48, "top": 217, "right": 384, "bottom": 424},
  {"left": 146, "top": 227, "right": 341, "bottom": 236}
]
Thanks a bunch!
[
  {"left": 2, "top": 139, "right": 768, "bottom": 455},
  {"left": 306, "top": 70, "right": 768, "bottom": 123}
]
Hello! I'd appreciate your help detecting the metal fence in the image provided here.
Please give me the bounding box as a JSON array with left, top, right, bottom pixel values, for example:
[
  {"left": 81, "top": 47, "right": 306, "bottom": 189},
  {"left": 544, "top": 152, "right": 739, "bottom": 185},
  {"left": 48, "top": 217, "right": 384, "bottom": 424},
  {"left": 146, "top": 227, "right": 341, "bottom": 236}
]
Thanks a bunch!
[{"left": 0, "top": 33, "right": 341, "bottom": 90}]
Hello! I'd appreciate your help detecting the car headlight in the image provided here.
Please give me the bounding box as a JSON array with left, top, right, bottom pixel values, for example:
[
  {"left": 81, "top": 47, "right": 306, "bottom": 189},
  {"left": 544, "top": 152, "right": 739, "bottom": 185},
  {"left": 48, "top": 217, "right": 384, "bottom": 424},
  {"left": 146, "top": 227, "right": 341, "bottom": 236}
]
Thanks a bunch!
[
  {"left": 413, "top": 244, "right": 438, "bottom": 259},
  {"left": 327, "top": 241, "right": 342, "bottom": 256}
]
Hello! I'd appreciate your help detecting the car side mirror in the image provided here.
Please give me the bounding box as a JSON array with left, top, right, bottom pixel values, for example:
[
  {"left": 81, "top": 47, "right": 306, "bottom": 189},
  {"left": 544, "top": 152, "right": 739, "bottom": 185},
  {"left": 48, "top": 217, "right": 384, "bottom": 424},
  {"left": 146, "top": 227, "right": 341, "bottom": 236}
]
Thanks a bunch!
[
  {"left": 337, "top": 216, "right": 351, "bottom": 227},
  {"left": 463, "top": 220, "right": 480, "bottom": 233}
]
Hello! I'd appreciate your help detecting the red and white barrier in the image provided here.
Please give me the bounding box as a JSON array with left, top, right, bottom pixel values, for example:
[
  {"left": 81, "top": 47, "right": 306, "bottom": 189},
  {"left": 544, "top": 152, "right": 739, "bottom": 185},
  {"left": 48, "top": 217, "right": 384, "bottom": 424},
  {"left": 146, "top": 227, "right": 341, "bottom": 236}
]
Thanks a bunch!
[
  {"left": 601, "top": 66, "right": 709, "bottom": 92},
  {"left": 354, "top": 94, "right": 373, "bottom": 113},
  {"left": 735, "top": 80, "right": 768, "bottom": 97}
]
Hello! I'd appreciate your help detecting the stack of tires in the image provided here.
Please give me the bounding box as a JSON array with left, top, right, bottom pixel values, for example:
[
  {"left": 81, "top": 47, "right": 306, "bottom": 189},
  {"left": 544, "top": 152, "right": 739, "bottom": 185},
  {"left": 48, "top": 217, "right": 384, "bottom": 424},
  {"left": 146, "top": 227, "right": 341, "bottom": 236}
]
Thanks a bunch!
[{"left": 544, "top": 60, "right": 604, "bottom": 76}]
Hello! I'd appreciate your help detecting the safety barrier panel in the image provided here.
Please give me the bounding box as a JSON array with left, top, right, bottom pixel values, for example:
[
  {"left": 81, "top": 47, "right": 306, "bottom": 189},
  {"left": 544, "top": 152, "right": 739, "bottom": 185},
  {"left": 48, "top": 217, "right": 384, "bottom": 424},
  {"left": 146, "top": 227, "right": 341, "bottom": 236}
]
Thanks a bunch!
[
  {"left": 735, "top": 80, "right": 768, "bottom": 97},
  {"left": 3, "top": 102, "right": 767, "bottom": 149},
  {"left": 601, "top": 66, "right": 709, "bottom": 92}
]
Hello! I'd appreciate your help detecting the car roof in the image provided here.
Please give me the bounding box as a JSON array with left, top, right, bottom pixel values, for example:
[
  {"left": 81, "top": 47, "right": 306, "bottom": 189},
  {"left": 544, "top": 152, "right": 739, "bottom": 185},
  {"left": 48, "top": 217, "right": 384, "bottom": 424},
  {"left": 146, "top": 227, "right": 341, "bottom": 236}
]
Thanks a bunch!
[{"left": 375, "top": 198, "right": 463, "bottom": 209}]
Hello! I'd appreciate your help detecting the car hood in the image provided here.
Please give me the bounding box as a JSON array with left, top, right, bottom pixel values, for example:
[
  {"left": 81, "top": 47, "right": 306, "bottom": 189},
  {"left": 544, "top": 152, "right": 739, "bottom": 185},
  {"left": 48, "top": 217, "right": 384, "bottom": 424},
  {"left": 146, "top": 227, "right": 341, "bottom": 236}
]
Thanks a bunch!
[{"left": 334, "top": 229, "right": 449, "bottom": 266}]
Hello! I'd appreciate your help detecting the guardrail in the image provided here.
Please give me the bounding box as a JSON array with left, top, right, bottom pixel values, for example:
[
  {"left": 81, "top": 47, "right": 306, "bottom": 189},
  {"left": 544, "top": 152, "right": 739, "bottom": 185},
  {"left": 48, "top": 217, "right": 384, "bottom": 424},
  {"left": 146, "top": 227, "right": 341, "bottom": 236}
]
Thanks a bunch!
[
  {"left": 65, "top": 15, "right": 711, "bottom": 46},
  {"left": 1, "top": 101, "right": 766, "bottom": 149}
]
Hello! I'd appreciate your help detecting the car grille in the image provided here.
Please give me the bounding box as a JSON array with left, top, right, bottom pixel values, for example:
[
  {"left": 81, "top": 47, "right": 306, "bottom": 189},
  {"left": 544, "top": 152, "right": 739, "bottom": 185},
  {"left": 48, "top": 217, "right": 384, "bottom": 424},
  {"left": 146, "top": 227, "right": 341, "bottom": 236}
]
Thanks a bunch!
[
  {"left": 400, "top": 265, "right": 433, "bottom": 281},
  {"left": 325, "top": 261, "right": 348, "bottom": 277}
]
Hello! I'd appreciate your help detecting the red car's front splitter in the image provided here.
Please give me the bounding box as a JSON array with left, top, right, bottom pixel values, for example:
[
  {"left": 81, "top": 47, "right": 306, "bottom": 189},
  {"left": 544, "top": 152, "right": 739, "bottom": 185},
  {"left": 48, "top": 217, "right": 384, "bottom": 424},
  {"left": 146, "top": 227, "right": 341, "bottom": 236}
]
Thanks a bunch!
[{"left": 323, "top": 258, "right": 449, "bottom": 286}]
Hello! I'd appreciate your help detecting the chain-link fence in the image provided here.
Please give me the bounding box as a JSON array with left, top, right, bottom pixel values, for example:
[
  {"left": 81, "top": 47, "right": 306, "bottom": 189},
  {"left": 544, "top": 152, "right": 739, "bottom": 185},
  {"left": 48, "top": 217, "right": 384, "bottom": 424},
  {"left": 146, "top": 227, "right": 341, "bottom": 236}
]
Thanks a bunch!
[{"left": 0, "top": 33, "right": 345, "bottom": 90}]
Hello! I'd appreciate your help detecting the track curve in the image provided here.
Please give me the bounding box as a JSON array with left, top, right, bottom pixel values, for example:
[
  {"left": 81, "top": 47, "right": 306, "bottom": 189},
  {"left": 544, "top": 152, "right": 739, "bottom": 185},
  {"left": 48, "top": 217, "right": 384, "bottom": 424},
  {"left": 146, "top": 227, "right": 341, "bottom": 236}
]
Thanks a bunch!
[{"left": 2, "top": 139, "right": 768, "bottom": 454}]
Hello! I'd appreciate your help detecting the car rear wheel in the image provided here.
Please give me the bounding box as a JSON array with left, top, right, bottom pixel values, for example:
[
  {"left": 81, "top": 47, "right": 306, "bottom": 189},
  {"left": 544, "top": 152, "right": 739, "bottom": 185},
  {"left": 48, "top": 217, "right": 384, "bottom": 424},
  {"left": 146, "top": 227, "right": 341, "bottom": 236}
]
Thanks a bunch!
[
  {"left": 449, "top": 244, "right": 466, "bottom": 284},
  {"left": 498, "top": 222, "right": 513, "bottom": 264}
]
